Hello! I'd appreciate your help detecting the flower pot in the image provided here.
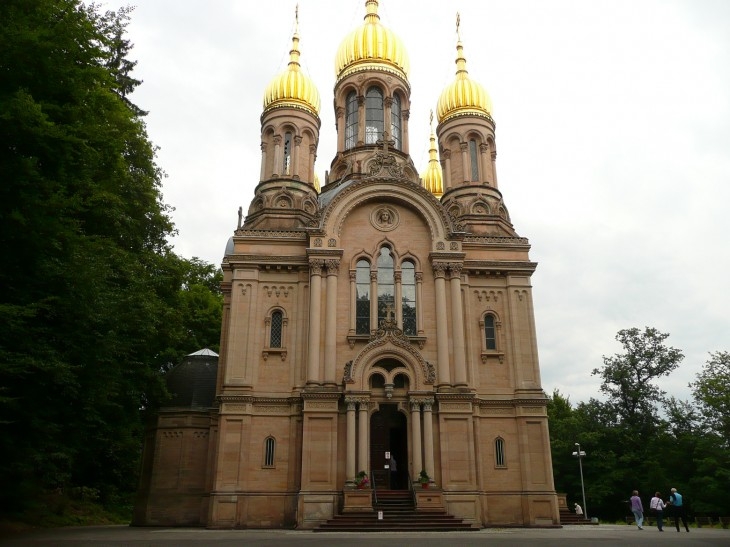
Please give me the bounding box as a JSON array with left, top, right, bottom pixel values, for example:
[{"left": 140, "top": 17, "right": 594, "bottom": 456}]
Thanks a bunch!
[{"left": 421, "top": 482, "right": 429, "bottom": 489}]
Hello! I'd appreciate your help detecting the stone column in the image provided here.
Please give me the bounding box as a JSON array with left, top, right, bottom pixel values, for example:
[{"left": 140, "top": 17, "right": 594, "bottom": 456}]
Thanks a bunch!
[
  {"left": 292, "top": 135, "right": 302, "bottom": 180},
  {"left": 480, "top": 143, "right": 491, "bottom": 185},
  {"left": 357, "top": 95, "right": 365, "bottom": 145},
  {"left": 369, "top": 270, "right": 378, "bottom": 332},
  {"left": 272, "top": 135, "right": 282, "bottom": 177},
  {"left": 345, "top": 397, "right": 357, "bottom": 484},
  {"left": 410, "top": 400, "right": 422, "bottom": 479},
  {"left": 460, "top": 141, "right": 469, "bottom": 184},
  {"left": 491, "top": 151, "right": 499, "bottom": 189},
  {"left": 309, "top": 144, "right": 317, "bottom": 185},
  {"left": 259, "top": 142, "right": 267, "bottom": 181},
  {"left": 442, "top": 150, "right": 452, "bottom": 190},
  {"left": 335, "top": 106, "right": 345, "bottom": 151},
  {"left": 394, "top": 270, "right": 403, "bottom": 330},
  {"left": 415, "top": 272, "right": 424, "bottom": 335},
  {"left": 449, "top": 263, "right": 467, "bottom": 386},
  {"left": 433, "top": 263, "right": 450, "bottom": 386},
  {"left": 306, "top": 259, "right": 324, "bottom": 385},
  {"left": 324, "top": 259, "right": 339, "bottom": 385},
  {"left": 422, "top": 398, "right": 435, "bottom": 482},
  {"left": 358, "top": 400, "right": 369, "bottom": 474},
  {"left": 348, "top": 270, "right": 356, "bottom": 335}
]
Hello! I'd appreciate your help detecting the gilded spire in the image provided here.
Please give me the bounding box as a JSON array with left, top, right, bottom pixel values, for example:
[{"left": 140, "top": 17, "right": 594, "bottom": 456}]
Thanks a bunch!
[
  {"left": 436, "top": 12, "right": 492, "bottom": 124},
  {"left": 421, "top": 110, "right": 443, "bottom": 198},
  {"left": 262, "top": 5, "right": 321, "bottom": 116}
]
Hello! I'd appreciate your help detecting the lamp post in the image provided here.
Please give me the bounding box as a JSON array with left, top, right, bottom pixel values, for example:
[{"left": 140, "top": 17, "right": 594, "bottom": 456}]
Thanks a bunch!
[{"left": 572, "top": 442, "right": 587, "bottom": 520}]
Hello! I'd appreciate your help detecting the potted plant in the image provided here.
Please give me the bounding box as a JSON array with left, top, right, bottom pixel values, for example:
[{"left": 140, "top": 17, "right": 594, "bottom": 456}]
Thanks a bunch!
[
  {"left": 355, "top": 470, "right": 369, "bottom": 489},
  {"left": 418, "top": 469, "right": 430, "bottom": 488}
]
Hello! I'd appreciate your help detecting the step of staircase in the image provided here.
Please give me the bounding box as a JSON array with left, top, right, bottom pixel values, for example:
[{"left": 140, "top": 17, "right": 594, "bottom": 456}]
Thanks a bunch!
[
  {"left": 315, "top": 490, "right": 479, "bottom": 532},
  {"left": 559, "top": 509, "right": 596, "bottom": 525}
]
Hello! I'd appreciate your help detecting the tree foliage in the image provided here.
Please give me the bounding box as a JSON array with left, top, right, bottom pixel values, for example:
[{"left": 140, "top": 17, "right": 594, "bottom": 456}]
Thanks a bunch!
[
  {"left": 0, "top": 0, "right": 221, "bottom": 516},
  {"left": 548, "top": 329, "right": 729, "bottom": 521}
]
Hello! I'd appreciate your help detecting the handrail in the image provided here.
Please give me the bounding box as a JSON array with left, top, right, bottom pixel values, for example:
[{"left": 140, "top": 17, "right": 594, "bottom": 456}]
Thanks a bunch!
[
  {"left": 370, "top": 471, "right": 378, "bottom": 506},
  {"left": 408, "top": 474, "right": 416, "bottom": 507}
]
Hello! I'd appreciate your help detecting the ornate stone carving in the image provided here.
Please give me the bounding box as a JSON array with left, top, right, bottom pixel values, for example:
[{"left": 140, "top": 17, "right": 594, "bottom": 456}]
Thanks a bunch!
[
  {"left": 328, "top": 238, "right": 337, "bottom": 247},
  {"left": 309, "top": 259, "right": 324, "bottom": 275},
  {"left": 436, "top": 242, "right": 445, "bottom": 250},
  {"left": 432, "top": 262, "right": 448, "bottom": 278},
  {"left": 314, "top": 237, "right": 322, "bottom": 247},
  {"left": 344, "top": 360, "right": 354, "bottom": 383},
  {"left": 371, "top": 206, "right": 399, "bottom": 231},
  {"left": 325, "top": 259, "right": 340, "bottom": 274}
]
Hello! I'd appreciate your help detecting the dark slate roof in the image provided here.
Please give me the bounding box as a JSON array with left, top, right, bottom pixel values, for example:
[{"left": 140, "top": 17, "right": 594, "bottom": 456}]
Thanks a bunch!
[{"left": 164, "top": 349, "right": 219, "bottom": 409}]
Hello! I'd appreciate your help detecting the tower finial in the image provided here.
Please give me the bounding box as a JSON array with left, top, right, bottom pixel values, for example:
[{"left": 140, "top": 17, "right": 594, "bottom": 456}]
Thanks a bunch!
[
  {"left": 429, "top": 109, "right": 434, "bottom": 131},
  {"left": 456, "top": 12, "right": 461, "bottom": 41},
  {"left": 295, "top": 3, "right": 300, "bottom": 33}
]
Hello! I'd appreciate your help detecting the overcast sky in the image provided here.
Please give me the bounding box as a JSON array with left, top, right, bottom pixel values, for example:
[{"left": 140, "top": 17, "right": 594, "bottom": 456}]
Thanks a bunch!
[{"left": 105, "top": 0, "right": 730, "bottom": 406}]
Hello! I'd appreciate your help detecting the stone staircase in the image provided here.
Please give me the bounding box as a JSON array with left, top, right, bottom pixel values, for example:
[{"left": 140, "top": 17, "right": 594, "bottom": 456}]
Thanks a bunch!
[
  {"left": 559, "top": 508, "right": 596, "bottom": 525},
  {"left": 315, "top": 490, "right": 479, "bottom": 532}
]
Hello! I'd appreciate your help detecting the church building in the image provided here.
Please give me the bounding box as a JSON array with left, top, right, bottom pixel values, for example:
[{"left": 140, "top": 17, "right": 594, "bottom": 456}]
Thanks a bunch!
[{"left": 134, "top": 0, "right": 559, "bottom": 529}]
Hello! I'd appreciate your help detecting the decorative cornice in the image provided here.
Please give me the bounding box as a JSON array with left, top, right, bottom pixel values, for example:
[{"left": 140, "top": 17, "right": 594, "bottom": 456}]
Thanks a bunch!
[
  {"left": 463, "top": 236, "right": 529, "bottom": 246},
  {"left": 235, "top": 230, "right": 308, "bottom": 240}
]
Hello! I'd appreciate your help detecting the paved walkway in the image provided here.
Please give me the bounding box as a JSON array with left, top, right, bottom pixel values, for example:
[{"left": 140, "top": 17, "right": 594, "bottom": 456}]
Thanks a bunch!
[{"left": 1, "top": 524, "right": 729, "bottom": 546}]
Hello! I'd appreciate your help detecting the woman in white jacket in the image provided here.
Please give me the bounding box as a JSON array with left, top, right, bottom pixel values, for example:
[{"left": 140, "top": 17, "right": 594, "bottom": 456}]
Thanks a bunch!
[{"left": 650, "top": 491, "right": 666, "bottom": 532}]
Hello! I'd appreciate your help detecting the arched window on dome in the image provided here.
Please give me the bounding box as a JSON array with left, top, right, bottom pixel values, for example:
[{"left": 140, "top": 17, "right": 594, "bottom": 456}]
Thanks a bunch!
[
  {"left": 377, "top": 246, "right": 395, "bottom": 326},
  {"left": 390, "top": 93, "right": 401, "bottom": 150},
  {"left": 282, "top": 131, "right": 293, "bottom": 175},
  {"left": 355, "top": 260, "right": 371, "bottom": 334},
  {"left": 401, "top": 261, "right": 416, "bottom": 336},
  {"left": 345, "top": 91, "right": 358, "bottom": 149},
  {"left": 469, "top": 139, "right": 479, "bottom": 182},
  {"left": 366, "top": 87, "right": 384, "bottom": 144}
]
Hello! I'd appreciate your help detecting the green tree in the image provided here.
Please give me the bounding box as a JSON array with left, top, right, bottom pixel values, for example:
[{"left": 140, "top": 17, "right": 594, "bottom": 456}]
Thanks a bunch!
[
  {"left": 690, "top": 351, "right": 730, "bottom": 445},
  {"left": 0, "top": 0, "right": 206, "bottom": 515},
  {"left": 593, "top": 327, "right": 683, "bottom": 438}
]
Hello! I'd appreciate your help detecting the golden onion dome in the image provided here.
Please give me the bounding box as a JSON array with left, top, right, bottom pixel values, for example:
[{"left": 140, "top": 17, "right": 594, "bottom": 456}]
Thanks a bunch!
[
  {"left": 314, "top": 171, "right": 321, "bottom": 193},
  {"left": 263, "top": 14, "right": 321, "bottom": 117},
  {"left": 421, "top": 112, "right": 443, "bottom": 198},
  {"left": 437, "top": 17, "right": 492, "bottom": 124},
  {"left": 335, "top": 0, "right": 410, "bottom": 84}
]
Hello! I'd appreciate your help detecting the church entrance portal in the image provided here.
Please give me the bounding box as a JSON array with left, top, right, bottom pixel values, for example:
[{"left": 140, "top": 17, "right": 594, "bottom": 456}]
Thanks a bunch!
[{"left": 370, "top": 404, "right": 407, "bottom": 490}]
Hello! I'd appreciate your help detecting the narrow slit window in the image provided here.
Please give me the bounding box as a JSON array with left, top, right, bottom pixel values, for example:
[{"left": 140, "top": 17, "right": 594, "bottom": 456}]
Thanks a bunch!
[
  {"left": 495, "top": 438, "right": 506, "bottom": 467},
  {"left": 264, "top": 437, "right": 275, "bottom": 467},
  {"left": 377, "top": 247, "right": 395, "bottom": 326},
  {"left": 469, "top": 139, "right": 479, "bottom": 181},
  {"left": 283, "top": 131, "right": 292, "bottom": 174},
  {"left": 390, "top": 93, "right": 401, "bottom": 150}
]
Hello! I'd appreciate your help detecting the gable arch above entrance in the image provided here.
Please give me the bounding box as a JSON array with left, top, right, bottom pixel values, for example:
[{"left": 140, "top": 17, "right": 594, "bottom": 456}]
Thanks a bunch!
[{"left": 344, "top": 329, "right": 436, "bottom": 391}]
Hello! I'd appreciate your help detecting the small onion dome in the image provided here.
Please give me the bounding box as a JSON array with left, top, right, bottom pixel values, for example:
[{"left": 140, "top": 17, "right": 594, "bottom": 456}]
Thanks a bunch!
[
  {"left": 421, "top": 114, "right": 443, "bottom": 198},
  {"left": 335, "top": 0, "right": 410, "bottom": 84},
  {"left": 263, "top": 17, "right": 320, "bottom": 116},
  {"left": 437, "top": 33, "right": 492, "bottom": 124},
  {"left": 314, "top": 172, "right": 321, "bottom": 193}
]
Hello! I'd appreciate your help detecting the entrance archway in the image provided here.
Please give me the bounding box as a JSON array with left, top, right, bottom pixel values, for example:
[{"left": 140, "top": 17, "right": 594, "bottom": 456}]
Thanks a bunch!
[{"left": 370, "top": 404, "right": 407, "bottom": 490}]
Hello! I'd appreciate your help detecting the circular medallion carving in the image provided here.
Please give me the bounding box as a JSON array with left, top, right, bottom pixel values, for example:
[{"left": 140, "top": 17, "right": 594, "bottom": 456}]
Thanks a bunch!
[{"left": 371, "top": 206, "right": 399, "bottom": 231}]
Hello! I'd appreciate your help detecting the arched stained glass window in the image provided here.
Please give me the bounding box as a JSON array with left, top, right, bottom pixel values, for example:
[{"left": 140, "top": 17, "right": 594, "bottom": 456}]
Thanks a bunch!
[
  {"left": 270, "top": 311, "right": 283, "bottom": 348},
  {"left": 377, "top": 247, "right": 394, "bottom": 326},
  {"left": 365, "top": 87, "right": 384, "bottom": 144},
  {"left": 356, "top": 260, "right": 371, "bottom": 334},
  {"left": 345, "top": 91, "right": 358, "bottom": 149},
  {"left": 391, "top": 93, "right": 401, "bottom": 150},
  {"left": 401, "top": 261, "right": 416, "bottom": 336}
]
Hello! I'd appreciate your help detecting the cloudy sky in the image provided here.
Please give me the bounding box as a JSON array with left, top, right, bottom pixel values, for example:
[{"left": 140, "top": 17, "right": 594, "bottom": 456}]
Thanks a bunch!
[{"left": 106, "top": 0, "right": 730, "bottom": 405}]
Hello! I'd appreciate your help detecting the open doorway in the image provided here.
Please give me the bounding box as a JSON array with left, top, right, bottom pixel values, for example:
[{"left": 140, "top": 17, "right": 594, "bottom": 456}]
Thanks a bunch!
[{"left": 370, "top": 404, "right": 407, "bottom": 490}]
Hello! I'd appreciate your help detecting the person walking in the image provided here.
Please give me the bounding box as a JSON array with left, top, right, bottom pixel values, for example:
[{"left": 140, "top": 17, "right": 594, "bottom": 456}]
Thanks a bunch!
[
  {"left": 630, "top": 490, "right": 644, "bottom": 530},
  {"left": 669, "top": 487, "right": 690, "bottom": 532},
  {"left": 650, "top": 491, "right": 666, "bottom": 531}
]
